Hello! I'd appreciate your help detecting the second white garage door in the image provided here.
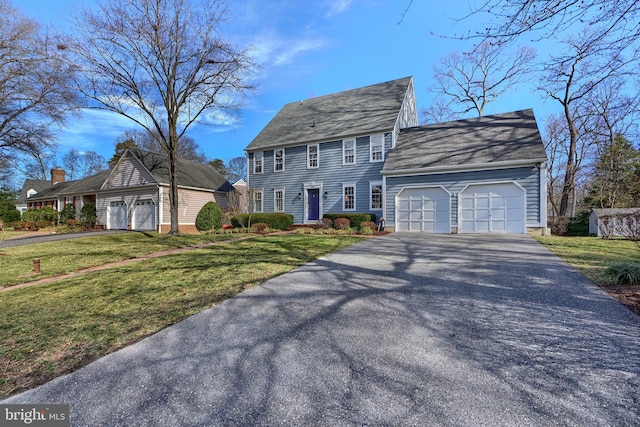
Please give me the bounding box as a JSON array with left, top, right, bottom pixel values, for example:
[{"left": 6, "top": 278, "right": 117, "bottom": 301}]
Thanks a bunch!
[
  {"left": 132, "top": 200, "right": 155, "bottom": 230},
  {"left": 459, "top": 182, "right": 525, "bottom": 233},
  {"left": 396, "top": 187, "right": 451, "bottom": 233}
]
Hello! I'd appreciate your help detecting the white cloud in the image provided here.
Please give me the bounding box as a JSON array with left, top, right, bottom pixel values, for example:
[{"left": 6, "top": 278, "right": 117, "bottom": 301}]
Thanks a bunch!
[
  {"left": 325, "top": 0, "right": 353, "bottom": 17},
  {"left": 249, "top": 33, "right": 327, "bottom": 68}
]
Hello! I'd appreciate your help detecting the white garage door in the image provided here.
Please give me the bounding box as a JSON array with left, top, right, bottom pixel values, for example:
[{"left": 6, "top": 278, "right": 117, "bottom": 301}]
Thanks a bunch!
[
  {"left": 459, "top": 183, "right": 525, "bottom": 233},
  {"left": 132, "top": 200, "right": 155, "bottom": 230},
  {"left": 396, "top": 187, "right": 450, "bottom": 233},
  {"left": 108, "top": 201, "right": 127, "bottom": 230}
]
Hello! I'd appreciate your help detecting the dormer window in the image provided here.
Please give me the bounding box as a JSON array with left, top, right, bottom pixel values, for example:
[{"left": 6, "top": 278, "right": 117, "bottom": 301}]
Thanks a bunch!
[{"left": 26, "top": 189, "right": 37, "bottom": 198}]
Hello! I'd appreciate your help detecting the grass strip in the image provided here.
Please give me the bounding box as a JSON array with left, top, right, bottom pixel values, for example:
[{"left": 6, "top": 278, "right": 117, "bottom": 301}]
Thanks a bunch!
[
  {"left": 0, "top": 234, "right": 363, "bottom": 399},
  {"left": 0, "top": 232, "right": 244, "bottom": 287},
  {"left": 533, "top": 236, "right": 640, "bottom": 284}
]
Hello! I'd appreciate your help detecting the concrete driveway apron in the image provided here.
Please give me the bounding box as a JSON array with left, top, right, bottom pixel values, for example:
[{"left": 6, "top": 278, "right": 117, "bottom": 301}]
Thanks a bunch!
[{"left": 4, "top": 233, "right": 640, "bottom": 426}]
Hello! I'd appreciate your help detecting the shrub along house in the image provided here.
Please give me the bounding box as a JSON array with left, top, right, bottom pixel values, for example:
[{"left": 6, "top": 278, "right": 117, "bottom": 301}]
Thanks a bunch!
[
  {"left": 22, "top": 149, "right": 234, "bottom": 233},
  {"left": 245, "top": 76, "right": 548, "bottom": 234}
]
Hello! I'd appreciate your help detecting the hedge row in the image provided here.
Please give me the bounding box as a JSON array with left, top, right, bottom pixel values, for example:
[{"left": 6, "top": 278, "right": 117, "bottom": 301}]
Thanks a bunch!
[
  {"left": 322, "top": 213, "right": 376, "bottom": 229},
  {"left": 231, "top": 213, "right": 294, "bottom": 230}
]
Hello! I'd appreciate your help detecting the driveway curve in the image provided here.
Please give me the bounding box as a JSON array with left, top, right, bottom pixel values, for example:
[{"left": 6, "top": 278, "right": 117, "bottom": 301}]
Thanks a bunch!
[{"left": 3, "top": 233, "right": 640, "bottom": 426}]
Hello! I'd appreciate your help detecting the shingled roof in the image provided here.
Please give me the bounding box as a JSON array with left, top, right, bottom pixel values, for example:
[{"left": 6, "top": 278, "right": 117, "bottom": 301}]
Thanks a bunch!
[
  {"left": 130, "top": 149, "right": 232, "bottom": 192},
  {"left": 382, "top": 109, "right": 547, "bottom": 175},
  {"left": 246, "top": 77, "right": 414, "bottom": 151}
]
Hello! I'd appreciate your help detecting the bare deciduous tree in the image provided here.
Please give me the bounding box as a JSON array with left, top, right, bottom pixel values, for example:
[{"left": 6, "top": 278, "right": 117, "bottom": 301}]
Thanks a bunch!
[
  {"left": 62, "top": 148, "right": 107, "bottom": 179},
  {"left": 427, "top": 41, "right": 535, "bottom": 118},
  {"left": 114, "top": 129, "right": 207, "bottom": 164},
  {"left": 0, "top": 0, "right": 77, "bottom": 166},
  {"left": 225, "top": 156, "right": 247, "bottom": 183},
  {"left": 67, "top": 0, "right": 254, "bottom": 234}
]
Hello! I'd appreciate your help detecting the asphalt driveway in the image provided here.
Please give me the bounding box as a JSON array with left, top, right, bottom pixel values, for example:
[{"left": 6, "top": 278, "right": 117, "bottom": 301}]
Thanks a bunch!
[{"left": 3, "top": 233, "right": 640, "bottom": 426}]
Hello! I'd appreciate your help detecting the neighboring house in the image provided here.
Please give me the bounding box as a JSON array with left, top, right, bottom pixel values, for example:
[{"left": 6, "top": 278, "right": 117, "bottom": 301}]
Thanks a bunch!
[
  {"left": 22, "top": 149, "right": 234, "bottom": 233},
  {"left": 589, "top": 208, "right": 640, "bottom": 237},
  {"left": 15, "top": 171, "right": 64, "bottom": 215},
  {"left": 245, "top": 76, "right": 548, "bottom": 234}
]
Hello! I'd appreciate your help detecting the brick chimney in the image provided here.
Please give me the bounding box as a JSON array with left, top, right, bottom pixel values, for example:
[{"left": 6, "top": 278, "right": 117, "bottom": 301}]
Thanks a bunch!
[{"left": 51, "top": 168, "right": 65, "bottom": 184}]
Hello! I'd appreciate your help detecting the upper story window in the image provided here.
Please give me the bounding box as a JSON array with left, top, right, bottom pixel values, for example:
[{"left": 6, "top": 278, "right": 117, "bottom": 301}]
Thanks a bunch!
[
  {"left": 274, "top": 189, "right": 284, "bottom": 212},
  {"left": 370, "top": 135, "right": 384, "bottom": 162},
  {"left": 253, "top": 152, "right": 263, "bottom": 174},
  {"left": 307, "top": 144, "right": 319, "bottom": 168},
  {"left": 343, "top": 184, "right": 355, "bottom": 211},
  {"left": 343, "top": 139, "right": 355, "bottom": 165},
  {"left": 274, "top": 148, "right": 284, "bottom": 172}
]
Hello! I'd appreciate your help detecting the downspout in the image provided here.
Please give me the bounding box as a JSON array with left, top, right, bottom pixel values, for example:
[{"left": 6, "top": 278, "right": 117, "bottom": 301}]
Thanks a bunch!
[{"left": 157, "top": 185, "right": 163, "bottom": 233}]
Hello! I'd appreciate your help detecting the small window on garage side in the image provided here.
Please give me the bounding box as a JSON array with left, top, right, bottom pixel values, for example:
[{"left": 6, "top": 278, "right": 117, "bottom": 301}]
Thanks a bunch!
[{"left": 343, "top": 184, "right": 355, "bottom": 211}]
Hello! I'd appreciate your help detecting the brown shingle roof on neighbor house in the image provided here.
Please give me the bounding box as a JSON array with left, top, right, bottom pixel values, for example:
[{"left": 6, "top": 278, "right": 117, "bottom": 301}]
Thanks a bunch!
[
  {"left": 383, "top": 109, "right": 547, "bottom": 174},
  {"left": 246, "top": 76, "right": 414, "bottom": 151}
]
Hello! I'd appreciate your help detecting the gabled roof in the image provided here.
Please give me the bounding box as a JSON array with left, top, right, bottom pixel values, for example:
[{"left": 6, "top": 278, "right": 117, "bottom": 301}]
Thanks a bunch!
[
  {"left": 128, "top": 149, "right": 232, "bottom": 192},
  {"left": 24, "top": 171, "right": 111, "bottom": 201},
  {"left": 246, "top": 77, "right": 414, "bottom": 151},
  {"left": 17, "top": 179, "right": 53, "bottom": 204},
  {"left": 383, "top": 109, "right": 547, "bottom": 175}
]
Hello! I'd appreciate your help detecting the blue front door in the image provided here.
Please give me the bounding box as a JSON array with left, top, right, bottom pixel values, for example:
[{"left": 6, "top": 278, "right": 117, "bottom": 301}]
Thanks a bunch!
[{"left": 307, "top": 189, "right": 320, "bottom": 221}]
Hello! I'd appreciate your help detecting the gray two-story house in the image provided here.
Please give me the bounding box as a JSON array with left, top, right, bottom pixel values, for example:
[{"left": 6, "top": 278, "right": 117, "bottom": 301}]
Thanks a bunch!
[{"left": 245, "top": 77, "right": 548, "bottom": 234}]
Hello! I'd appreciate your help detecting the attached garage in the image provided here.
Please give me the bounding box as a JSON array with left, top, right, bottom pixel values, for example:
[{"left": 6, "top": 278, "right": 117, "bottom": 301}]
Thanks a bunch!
[
  {"left": 396, "top": 186, "right": 450, "bottom": 232},
  {"left": 132, "top": 200, "right": 155, "bottom": 230},
  {"left": 108, "top": 201, "right": 127, "bottom": 230},
  {"left": 459, "top": 182, "right": 525, "bottom": 234}
]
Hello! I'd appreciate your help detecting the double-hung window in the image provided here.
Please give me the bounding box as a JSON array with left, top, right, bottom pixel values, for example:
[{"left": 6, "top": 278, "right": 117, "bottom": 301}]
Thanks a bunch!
[
  {"left": 343, "top": 139, "right": 355, "bottom": 165},
  {"left": 253, "top": 152, "right": 263, "bottom": 174},
  {"left": 274, "top": 149, "right": 284, "bottom": 172},
  {"left": 370, "top": 182, "right": 383, "bottom": 210},
  {"left": 370, "top": 135, "right": 384, "bottom": 162},
  {"left": 307, "top": 144, "right": 319, "bottom": 168},
  {"left": 253, "top": 190, "right": 263, "bottom": 213},
  {"left": 274, "top": 189, "right": 284, "bottom": 212},
  {"left": 343, "top": 184, "right": 355, "bottom": 211}
]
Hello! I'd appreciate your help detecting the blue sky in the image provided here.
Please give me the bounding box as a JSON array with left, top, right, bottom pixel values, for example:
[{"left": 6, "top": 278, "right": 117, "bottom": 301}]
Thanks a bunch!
[{"left": 16, "top": 0, "right": 554, "bottom": 165}]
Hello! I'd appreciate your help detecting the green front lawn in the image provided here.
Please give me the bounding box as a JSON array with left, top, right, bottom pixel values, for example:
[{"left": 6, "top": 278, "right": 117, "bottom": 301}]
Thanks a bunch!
[
  {"left": 533, "top": 236, "right": 640, "bottom": 284},
  {"left": 0, "top": 232, "right": 245, "bottom": 287},
  {"left": 0, "top": 234, "right": 364, "bottom": 399}
]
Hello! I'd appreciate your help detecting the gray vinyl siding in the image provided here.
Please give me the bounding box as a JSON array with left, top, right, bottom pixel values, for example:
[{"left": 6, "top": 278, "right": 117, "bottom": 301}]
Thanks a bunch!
[
  {"left": 385, "top": 167, "right": 542, "bottom": 227},
  {"left": 104, "top": 154, "right": 156, "bottom": 188},
  {"left": 247, "top": 132, "right": 392, "bottom": 223}
]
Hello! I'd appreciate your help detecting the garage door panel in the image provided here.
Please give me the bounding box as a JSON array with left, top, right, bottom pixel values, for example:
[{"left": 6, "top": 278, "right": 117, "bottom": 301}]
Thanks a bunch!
[
  {"left": 108, "top": 201, "right": 127, "bottom": 230},
  {"left": 396, "top": 187, "right": 450, "bottom": 233},
  {"left": 132, "top": 200, "right": 155, "bottom": 230},
  {"left": 460, "top": 183, "right": 525, "bottom": 234}
]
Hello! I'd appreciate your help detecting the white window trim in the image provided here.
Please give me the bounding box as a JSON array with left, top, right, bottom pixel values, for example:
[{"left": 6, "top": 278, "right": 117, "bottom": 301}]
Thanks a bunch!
[
  {"left": 307, "top": 144, "right": 319, "bottom": 169},
  {"left": 342, "top": 183, "right": 356, "bottom": 211},
  {"left": 370, "top": 134, "right": 384, "bottom": 163},
  {"left": 274, "top": 148, "right": 285, "bottom": 172},
  {"left": 253, "top": 152, "right": 263, "bottom": 174},
  {"left": 343, "top": 139, "right": 356, "bottom": 165},
  {"left": 253, "top": 189, "right": 263, "bottom": 213},
  {"left": 274, "top": 188, "right": 285, "bottom": 212},
  {"left": 370, "top": 181, "right": 383, "bottom": 211}
]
